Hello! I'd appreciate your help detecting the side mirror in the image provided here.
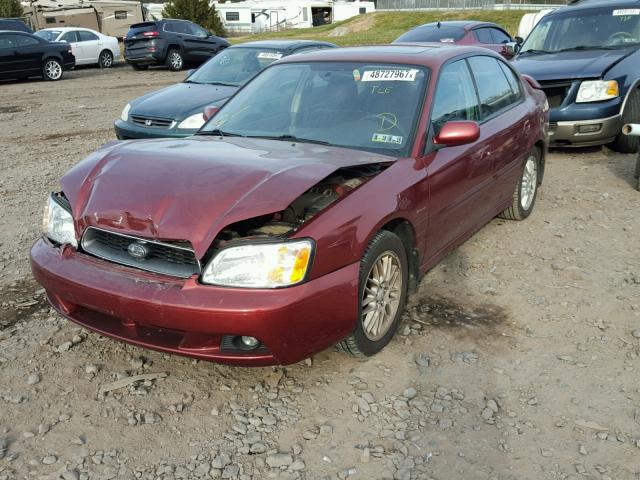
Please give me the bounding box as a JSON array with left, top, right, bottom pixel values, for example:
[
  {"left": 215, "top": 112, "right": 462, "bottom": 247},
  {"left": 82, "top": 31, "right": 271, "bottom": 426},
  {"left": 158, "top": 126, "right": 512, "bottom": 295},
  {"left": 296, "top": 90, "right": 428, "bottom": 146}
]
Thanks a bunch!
[
  {"left": 186, "top": 68, "right": 195, "bottom": 78},
  {"left": 515, "top": 36, "right": 524, "bottom": 45},
  {"left": 202, "top": 105, "right": 220, "bottom": 121},
  {"left": 504, "top": 41, "right": 521, "bottom": 56},
  {"left": 433, "top": 121, "right": 480, "bottom": 148}
]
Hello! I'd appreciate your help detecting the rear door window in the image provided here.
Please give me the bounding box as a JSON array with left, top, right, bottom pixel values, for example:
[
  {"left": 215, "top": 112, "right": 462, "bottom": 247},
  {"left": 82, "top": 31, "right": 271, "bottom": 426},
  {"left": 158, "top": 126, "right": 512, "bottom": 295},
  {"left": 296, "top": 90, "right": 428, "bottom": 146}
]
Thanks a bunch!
[
  {"left": 78, "top": 31, "right": 99, "bottom": 42},
  {"left": 468, "top": 56, "right": 521, "bottom": 120},
  {"left": 474, "top": 28, "right": 494, "bottom": 44},
  {"left": 490, "top": 28, "right": 512, "bottom": 44},
  {"left": 431, "top": 59, "right": 480, "bottom": 134}
]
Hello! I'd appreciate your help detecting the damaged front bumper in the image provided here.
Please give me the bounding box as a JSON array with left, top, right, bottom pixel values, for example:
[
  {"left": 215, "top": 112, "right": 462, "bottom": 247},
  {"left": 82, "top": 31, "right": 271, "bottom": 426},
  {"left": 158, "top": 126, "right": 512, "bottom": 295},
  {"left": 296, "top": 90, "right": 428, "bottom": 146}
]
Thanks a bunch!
[{"left": 30, "top": 238, "right": 359, "bottom": 366}]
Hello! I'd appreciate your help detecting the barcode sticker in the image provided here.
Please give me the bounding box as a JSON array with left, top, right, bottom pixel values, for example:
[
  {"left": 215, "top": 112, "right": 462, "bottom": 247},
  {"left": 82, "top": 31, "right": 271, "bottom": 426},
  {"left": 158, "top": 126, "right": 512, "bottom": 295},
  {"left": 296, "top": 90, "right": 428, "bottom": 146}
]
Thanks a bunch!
[
  {"left": 257, "top": 52, "right": 283, "bottom": 59},
  {"left": 361, "top": 69, "right": 418, "bottom": 82},
  {"left": 613, "top": 8, "right": 640, "bottom": 15}
]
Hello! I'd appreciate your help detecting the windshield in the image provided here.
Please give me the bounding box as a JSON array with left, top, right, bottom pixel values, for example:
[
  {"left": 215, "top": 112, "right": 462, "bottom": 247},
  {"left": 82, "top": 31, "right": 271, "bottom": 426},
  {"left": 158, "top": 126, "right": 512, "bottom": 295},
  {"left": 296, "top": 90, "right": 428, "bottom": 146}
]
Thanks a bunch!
[
  {"left": 187, "top": 47, "right": 285, "bottom": 87},
  {"left": 521, "top": 7, "right": 640, "bottom": 53},
  {"left": 395, "top": 25, "right": 465, "bottom": 43},
  {"left": 199, "top": 62, "right": 429, "bottom": 156},
  {"left": 35, "top": 30, "right": 61, "bottom": 42}
]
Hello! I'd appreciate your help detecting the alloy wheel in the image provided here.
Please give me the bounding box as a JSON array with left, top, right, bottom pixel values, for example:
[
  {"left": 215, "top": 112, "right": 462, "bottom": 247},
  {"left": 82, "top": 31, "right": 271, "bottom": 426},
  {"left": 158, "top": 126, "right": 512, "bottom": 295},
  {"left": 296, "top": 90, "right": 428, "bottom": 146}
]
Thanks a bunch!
[
  {"left": 361, "top": 251, "right": 403, "bottom": 341},
  {"left": 170, "top": 52, "right": 183, "bottom": 70},
  {"left": 520, "top": 155, "right": 538, "bottom": 211},
  {"left": 100, "top": 52, "right": 112, "bottom": 68},
  {"left": 45, "top": 60, "right": 62, "bottom": 80}
]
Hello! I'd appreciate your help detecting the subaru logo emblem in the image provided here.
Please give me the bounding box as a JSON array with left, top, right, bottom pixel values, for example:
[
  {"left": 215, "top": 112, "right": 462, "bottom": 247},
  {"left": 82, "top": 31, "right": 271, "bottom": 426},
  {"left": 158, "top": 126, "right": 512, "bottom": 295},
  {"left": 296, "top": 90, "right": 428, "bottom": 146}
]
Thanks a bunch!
[
  {"left": 127, "top": 242, "right": 149, "bottom": 260},
  {"left": 145, "top": 119, "right": 153, "bottom": 127}
]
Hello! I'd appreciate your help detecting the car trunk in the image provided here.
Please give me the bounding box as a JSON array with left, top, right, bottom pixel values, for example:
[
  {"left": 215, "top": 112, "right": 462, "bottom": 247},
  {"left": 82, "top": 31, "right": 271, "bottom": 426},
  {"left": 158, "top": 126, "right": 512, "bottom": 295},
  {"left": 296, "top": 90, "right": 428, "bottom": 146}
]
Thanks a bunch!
[{"left": 124, "top": 22, "right": 159, "bottom": 58}]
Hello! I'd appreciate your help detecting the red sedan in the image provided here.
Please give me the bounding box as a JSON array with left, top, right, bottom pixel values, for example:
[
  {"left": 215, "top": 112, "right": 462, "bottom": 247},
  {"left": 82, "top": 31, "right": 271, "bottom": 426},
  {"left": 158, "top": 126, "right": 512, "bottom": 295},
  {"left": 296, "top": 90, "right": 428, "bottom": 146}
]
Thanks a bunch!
[
  {"left": 31, "top": 45, "right": 548, "bottom": 366},
  {"left": 394, "top": 21, "right": 522, "bottom": 59}
]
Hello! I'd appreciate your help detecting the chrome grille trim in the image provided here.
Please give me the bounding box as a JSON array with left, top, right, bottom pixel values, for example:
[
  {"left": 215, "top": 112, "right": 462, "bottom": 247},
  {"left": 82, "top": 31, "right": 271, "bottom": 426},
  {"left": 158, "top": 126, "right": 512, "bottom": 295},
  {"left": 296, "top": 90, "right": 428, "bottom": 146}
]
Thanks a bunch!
[
  {"left": 130, "top": 114, "right": 176, "bottom": 129},
  {"left": 81, "top": 227, "right": 200, "bottom": 278}
]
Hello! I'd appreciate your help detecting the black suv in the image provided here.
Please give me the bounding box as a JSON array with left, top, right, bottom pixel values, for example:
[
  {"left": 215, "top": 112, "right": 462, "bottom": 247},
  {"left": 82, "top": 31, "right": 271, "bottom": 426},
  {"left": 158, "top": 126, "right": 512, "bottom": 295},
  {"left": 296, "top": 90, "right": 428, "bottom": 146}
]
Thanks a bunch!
[
  {"left": 512, "top": 0, "right": 640, "bottom": 152},
  {"left": 0, "top": 19, "right": 33, "bottom": 33},
  {"left": 124, "top": 19, "right": 229, "bottom": 71}
]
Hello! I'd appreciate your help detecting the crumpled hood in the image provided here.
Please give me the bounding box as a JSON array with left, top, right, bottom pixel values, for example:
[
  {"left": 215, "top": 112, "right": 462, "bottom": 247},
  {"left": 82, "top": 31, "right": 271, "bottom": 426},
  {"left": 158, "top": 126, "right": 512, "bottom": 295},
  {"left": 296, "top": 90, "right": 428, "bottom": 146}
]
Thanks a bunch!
[
  {"left": 130, "top": 83, "right": 237, "bottom": 120},
  {"left": 512, "top": 48, "right": 635, "bottom": 81},
  {"left": 61, "top": 137, "right": 394, "bottom": 258}
]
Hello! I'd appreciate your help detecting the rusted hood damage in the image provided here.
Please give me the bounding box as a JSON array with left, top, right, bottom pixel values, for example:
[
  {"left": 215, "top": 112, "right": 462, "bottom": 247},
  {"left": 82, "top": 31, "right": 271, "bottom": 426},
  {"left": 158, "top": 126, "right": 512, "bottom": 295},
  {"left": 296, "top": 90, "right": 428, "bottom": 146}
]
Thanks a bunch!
[{"left": 61, "top": 137, "right": 394, "bottom": 258}]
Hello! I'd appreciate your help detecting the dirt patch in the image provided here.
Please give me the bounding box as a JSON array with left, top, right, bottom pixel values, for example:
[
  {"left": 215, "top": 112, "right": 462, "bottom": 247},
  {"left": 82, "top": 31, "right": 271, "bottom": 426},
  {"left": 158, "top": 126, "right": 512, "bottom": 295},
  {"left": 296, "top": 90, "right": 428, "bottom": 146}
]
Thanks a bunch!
[
  {"left": 43, "top": 129, "right": 108, "bottom": 141},
  {"left": 0, "top": 106, "right": 24, "bottom": 114},
  {"left": 407, "top": 296, "right": 509, "bottom": 336},
  {"left": 0, "top": 278, "right": 48, "bottom": 330}
]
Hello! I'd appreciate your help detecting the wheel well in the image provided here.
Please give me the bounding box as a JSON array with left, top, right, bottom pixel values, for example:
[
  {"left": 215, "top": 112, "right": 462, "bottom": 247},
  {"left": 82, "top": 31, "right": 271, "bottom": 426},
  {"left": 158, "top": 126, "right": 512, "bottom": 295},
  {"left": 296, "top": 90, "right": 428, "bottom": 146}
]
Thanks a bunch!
[
  {"left": 534, "top": 141, "right": 545, "bottom": 184},
  {"left": 381, "top": 219, "right": 420, "bottom": 293},
  {"left": 167, "top": 44, "right": 181, "bottom": 54}
]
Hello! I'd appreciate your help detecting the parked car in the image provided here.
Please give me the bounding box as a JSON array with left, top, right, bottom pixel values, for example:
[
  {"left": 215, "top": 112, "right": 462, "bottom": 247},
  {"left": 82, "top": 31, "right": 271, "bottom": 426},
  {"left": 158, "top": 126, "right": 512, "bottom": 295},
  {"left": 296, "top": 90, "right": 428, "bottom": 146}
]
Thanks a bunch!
[
  {"left": 31, "top": 45, "right": 548, "bottom": 366},
  {"left": 0, "top": 30, "right": 75, "bottom": 81},
  {"left": 394, "top": 21, "right": 521, "bottom": 59},
  {"left": 124, "top": 19, "right": 229, "bottom": 71},
  {"left": 115, "top": 40, "right": 336, "bottom": 139},
  {"left": 35, "top": 28, "right": 119, "bottom": 68},
  {"left": 0, "top": 19, "right": 33, "bottom": 33},
  {"left": 512, "top": 0, "right": 640, "bottom": 152}
]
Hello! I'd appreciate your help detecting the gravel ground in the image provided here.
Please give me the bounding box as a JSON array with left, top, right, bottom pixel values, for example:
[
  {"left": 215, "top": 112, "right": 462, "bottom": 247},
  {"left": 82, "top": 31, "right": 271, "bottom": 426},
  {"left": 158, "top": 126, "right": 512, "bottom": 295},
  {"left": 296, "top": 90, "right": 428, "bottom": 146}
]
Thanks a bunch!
[{"left": 1, "top": 65, "right": 640, "bottom": 480}]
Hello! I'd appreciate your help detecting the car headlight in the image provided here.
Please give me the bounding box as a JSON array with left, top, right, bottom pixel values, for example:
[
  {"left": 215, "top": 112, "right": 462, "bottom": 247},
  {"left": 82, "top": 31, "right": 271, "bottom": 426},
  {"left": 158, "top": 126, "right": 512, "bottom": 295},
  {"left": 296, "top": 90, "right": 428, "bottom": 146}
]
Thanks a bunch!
[
  {"left": 576, "top": 80, "right": 619, "bottom": 103},
  {"left": 120, "top": 103, "right": 131, "bottom": 122},
  {"left": 42, "top": 194, "right": 77, "bottom": 247},
  {"left": 201, "top": 240, "right": 313, "bottom": 288},
  {"left": 177, "top": 113, "right": 206, "bottom": 130}
]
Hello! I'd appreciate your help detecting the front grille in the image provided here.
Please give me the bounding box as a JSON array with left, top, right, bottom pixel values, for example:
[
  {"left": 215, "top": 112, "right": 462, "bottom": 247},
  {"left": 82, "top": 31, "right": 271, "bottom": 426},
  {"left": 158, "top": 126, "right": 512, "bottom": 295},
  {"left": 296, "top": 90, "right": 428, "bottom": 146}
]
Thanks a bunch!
[
  {"left": 539, "top": 81, "right": 573, "bottom": 109},
  {"left": 130, "top": 114, "right": 174, "bottom": 128},
  {"left": 81, "top": 227, "right": 200, "bottom": 278}
]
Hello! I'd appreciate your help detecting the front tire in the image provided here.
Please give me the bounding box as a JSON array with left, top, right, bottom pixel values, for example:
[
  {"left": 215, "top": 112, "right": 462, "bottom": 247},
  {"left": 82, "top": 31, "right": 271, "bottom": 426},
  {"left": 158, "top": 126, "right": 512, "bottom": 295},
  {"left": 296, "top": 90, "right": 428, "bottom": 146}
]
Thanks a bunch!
[
  {"left": 499, "top": 148, "right": 541, "bottom": 221},
  {"left": 337, "top": 230, "right": 408, "bottom": 357},
  {"left": 611, "top": 89, "right": 640, "bottom": 154},
  {"left": 42, "top": 58, "right": 63, "bottom": 81},
  {"left": 98, "top": 50, "right": 114, "bottom": 68},
  {"left": 165, "top": 48, "right": 183, "bottom": 71}
]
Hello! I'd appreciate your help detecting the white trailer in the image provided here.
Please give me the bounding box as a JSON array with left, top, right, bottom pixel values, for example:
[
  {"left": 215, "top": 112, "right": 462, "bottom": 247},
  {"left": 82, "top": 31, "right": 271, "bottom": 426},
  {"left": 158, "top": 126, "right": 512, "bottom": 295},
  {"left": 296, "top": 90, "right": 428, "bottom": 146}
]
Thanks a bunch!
[{"left": 214, "top": 0, "right": 375, "bottom": 35}]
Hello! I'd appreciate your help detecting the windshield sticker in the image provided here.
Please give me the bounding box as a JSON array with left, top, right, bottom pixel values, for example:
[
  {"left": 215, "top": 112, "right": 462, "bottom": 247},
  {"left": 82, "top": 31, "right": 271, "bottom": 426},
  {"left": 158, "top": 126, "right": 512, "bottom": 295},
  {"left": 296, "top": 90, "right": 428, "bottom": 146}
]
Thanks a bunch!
[
  {"left": 372, "top": 133, "right": 403, "bottom": 145},
  {"left": 362, "top": 69, "right": 418, "bottom": 82},
  {"left": 257, "top": 52, "right": 283, "bottom": 60},
  {"left": 440, "top": 38, "right": 455, "bottom": 43},
  {"left": 353, "top": 69, "right": 361, "bottom": 81},
  {"left": 613, "top": 8, "right": 640, "bottom": 15},
  {"left": 370, "top": 85, "right": 393, "bottom": 95},
  {"left": 375, "top": 113, "right": 398, "bottom": 131},
  {"left": 218, "top": 55, "right": 231, "bottom": 65}
]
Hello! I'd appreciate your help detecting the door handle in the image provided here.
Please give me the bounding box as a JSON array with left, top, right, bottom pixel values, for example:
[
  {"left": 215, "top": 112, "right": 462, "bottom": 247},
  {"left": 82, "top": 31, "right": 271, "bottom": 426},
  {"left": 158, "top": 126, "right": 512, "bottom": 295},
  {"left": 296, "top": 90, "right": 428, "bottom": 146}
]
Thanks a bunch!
[{"left": 524, "top": 120, "right": 531, "bottom": 132}]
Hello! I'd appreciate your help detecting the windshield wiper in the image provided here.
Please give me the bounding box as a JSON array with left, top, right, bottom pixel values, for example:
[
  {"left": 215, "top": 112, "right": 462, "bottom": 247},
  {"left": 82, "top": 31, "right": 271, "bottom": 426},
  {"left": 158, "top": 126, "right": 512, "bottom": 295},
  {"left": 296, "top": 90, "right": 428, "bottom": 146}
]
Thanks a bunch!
[
  {"left": 555, "top": 45, "right": 619, "bottom": 52},
  {"left": 248, "top": 134, "right": 332, "bottom": 146},
  {"left": 197, "top": 129, "right": 244, "bottom": 137},
  {"left": 206, "top": 81, "right": 238, "bottom": 87},
  {"left": 184, "top": 79, "right": 202, "bottom": 84},
  {"left": 519, "top": 49, "right": 553, "bottom": 55}
]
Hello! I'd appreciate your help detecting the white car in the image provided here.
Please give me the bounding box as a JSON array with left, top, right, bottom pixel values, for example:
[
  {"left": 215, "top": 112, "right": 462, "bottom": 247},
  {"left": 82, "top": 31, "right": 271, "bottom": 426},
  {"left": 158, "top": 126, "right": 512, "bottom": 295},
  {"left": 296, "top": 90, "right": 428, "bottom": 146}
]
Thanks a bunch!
[{"left": 35, "top": 27, "right": 120, "bottom": 68}]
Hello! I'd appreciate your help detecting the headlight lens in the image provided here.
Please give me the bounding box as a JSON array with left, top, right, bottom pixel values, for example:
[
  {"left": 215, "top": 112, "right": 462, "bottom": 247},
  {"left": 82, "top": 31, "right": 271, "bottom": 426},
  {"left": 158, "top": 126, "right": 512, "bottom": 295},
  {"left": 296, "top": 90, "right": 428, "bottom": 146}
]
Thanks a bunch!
[
  {"left": 576, "top": 80, "right": 619, "bottom": 103},
  {"left": 201, "top": 240, "right": 313, "bottom": 288},
  {"left": 120, "top": 103, "right": 131, "bottom": 121},
  {"left": 177, "top": 113, "right": 206, "bottom": 130},
  {"left": 42, "top": 195, "right": 77, "bottom": 247}
]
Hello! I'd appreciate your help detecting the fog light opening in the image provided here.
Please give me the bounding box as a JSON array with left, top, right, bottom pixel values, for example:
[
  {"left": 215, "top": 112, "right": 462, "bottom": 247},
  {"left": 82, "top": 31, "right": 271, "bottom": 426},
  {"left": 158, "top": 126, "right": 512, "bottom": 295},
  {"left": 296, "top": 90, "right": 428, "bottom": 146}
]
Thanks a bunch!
[
  {"left": 241, "top": 336, "right": 259, "bottom": 348},
  {"left": 577, "top": 124, "right": 602, "bottom": 134}
]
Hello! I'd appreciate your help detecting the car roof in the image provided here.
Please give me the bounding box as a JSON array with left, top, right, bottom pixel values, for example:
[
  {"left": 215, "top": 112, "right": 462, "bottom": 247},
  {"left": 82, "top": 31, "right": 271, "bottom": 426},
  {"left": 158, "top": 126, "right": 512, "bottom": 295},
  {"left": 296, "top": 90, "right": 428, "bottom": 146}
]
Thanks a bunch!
[
  {"left": 0, "top": 30, "right": 33, "bottom": 35},
  {"left": 275, "top": 44, "right": 500, "bottom": 68},
  {"left": 230, "top": 39, "right": 336, "bottom": 51},
  {"left": 408, "top": 20, "right": 502, "bottom": 31},
  {"left": 558, "top": 0, "right": 640, "bottom": 12},
  {"left": 39, "top": 27, "right": 99, "bottom": 32}
]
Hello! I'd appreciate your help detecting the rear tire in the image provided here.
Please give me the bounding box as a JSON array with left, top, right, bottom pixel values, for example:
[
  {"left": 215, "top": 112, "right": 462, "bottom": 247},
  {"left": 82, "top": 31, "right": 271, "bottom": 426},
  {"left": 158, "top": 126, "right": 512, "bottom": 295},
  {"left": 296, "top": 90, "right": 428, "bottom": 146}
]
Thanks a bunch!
[
  {"left": 131, "top": 63, "right": 148, "bottom": 71},
  {"left": 337, "top": 230, "right": 408, "bottom": 357},
  {"left": 98, "top": 50, "right": 114, "bottom": 68},
  {"left": 610, "top": 89, "right": 640, "bottom": 154},
  {"left": 42, "top": 58, "right": 63, "bottom": 81},
  {"left": 498, "top": 148, "right": 541, "bottom": 221},
  {"left": 165, "top": 48, "right": 183, "bottom": 71}
]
